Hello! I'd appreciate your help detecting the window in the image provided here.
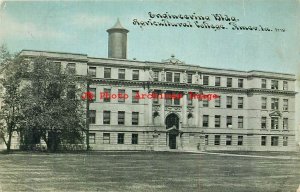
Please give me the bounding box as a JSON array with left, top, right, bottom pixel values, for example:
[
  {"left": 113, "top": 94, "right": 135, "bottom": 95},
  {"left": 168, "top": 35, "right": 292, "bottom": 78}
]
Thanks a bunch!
[
  {"left": 215, "top": 77, "right": 221, "bottom": 86},
  {"left": 88, "top": 67, "right": 96, "bottom": 77},
  {"left": 203, "top": 115, "right": 209, "bottom": 127},
  {"left": 203, "top": 100, "right": 209, "bottom": 107},
  {"left": 132, "top": 70, "right": 139, "bottom": 80},
  {"left": 118, "top": 111, "right": 125, "bottom": 125},
  {"left": 261, "top": 97, "right": 267, "bottom": 109},
  {"left": 271, "top": 80, "right": 278, "bottom": 90},
  {"left": 283, "top": 136, "right": 288, "bottom": 146},
  {"left": 283, "top": 81, "right": 288, "bottom": 90},
  {"left": 283, "top": 118, "right": 288, "bottom": 130},
  {"left": 205, "top": 135, "right": 209, "bottom": 145},
  {"left": 89, "top": 133, "right": 95, "bottom": 144},
  {"left": 103, "top": 88, "right": 111, "bottom": 102},
  {"left": 103, "top": 133, "right": 110, "bottom": 144},
  {"left": 271, "top": 98, "right": 279, "bottom": 110},
  {"left": 132, "top": 112, "right": 139, "bottom": 125},
  {"left": 283, "top": 99, "right": 288, "bottom": 111},
  {"left": 226, "top": 116, "right": 232, "bottom": 128},
  {"left": 261, "top": 136, "right": 266, "bottom": 146},
  {"left": 174, "top": 92, "right": 181, "bottom": 105},
  {"left": 118, "top": 89, "right": 125, "bottom": 103},
  {"left": 89, "top": 88, "right": 96, "bottom": 102},
  {"left": 261, "top": 117, "right": 267, "bottom": 129},
  {"left": 174, "top": 73, "right": 180, "bottom": 82},
  {"left": 226, "top": 96, "right": 232, "bottom": 108},
  {"left": 153, "top": 71, "right": 159, "bottom": 81},
  {"left": 238, "top": 79, "right": 244, "bottom": 88},
  {"left": 238, "top": 116, "right": 243, "bottom": 128},
  {"left": 153, "top": 90, "right": 159, "bottom": 104},
  {"left": 132, "top": 134, "right": 138, "bottom": 144},
  {"left": 67, "top": 63, "right": 76, "bottom": 74},
  {"left": 165, "top": 93, "right": 172, "bottom": 105},
  {"left": 203, "top": 76, "right": 209, "bottom": 85},
  {"left": 237, "top": 136, "right": 243, "bottom": 145},
  {"left": 132, "top": 90, "right": 139, "bottom": 103},
  {"left": 271, "top": 117, "right": 279, "bottom": 129},
  {"left": 188, "top": 74, "right": 193, "bottom": 83},
  {"left": 103, "top": 111, "right": 110, "bottom": 124},
  {"left": 227, "top": 78, "right": 232, "bottom": 87},
  {"left": 89, "top": 110, "right": 96, "bottom": 124},
  {"left": 271, "top": 136, "right": 278, "bottom": 146},
  {"left": 261, "top": 79, "right": 266, "bottom": 89},
  {"left": 215, "top": 115, "right": 221, "bottom": 128},
  {"left": 118, "top": 69, "right": 125, "bottom": 79},
  {"left": 187, "top": 92, "right": 193, "bottom": 105},
  {"left": 238, "top": 97, "right": 244, "bottom": 109},
  {"left": 226, "top": 135, "right": 232, "bottom": 145},
  {"left": 166, "top": 72, "right": 173, "bottom": 82},
  {"left": 104, "top": 68, "right": 111, "bottom": 78},
  {"left": 117, "top": 133, "right": 124, "bottom": 144},
  {"left": 214, "top": 135, "right": 220, "bottom": 145},
  {"left": 215, "top": 96, "right": 221, "bottom": 108}
]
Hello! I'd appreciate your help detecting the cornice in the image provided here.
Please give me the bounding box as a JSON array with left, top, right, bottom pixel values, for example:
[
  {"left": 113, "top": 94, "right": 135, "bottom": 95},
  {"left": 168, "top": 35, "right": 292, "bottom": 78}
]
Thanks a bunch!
[
  {"left": 247, "top": 88, "right": 297, "bottom": 96},
  {"left": 90, "top": 79, "right": 296, "bottom": 95}
]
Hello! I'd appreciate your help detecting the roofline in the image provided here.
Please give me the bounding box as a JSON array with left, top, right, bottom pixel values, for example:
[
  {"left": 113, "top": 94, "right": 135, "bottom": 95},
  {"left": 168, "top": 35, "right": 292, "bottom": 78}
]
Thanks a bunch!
[
  {"left": 89, "top": 57, "right": 296, "bottom": 76},
  {"left": 19, "top": 50, "right": 296, "bottom": 77},
  {"left": 248, "top": 70, "right": 295, "bottom": 76},
  {"left": 21, "top": 49, "right": 88, "bottom": 56}
]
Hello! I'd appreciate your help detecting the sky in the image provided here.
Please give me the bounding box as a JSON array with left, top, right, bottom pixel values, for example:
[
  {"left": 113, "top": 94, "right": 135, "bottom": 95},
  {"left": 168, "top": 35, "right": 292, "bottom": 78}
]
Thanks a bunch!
[{"left": 0, "top": 0, "right": 299, "bottom": 140}]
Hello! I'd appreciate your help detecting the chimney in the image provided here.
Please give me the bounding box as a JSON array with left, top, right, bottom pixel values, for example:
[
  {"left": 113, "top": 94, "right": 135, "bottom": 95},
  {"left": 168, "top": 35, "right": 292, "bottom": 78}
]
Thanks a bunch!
[{"left": 107, "top": 19, "right": 129, "bottom": 59}]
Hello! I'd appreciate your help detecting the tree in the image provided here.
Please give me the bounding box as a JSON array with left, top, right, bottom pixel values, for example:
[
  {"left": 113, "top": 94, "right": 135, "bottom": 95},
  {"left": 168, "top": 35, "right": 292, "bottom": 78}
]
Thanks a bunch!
[
  {"left": 21, "top": 56, "right": 85, "bottom": 152},
  {"left": 0, "top": 45, "right": 29, "bottom": 152}
]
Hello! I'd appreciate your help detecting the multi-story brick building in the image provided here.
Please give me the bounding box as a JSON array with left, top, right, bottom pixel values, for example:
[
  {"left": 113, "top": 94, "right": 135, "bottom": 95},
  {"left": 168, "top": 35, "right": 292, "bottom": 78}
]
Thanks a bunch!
[{"left": 20, "top": 20, "right": 297, "bottom": 151}]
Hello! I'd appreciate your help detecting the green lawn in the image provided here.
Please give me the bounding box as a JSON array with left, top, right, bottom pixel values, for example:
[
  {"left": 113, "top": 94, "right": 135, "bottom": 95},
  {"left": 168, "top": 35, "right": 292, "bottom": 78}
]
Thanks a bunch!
[{"left": 0, "top": 151, "right": 299, "bottom": 192}]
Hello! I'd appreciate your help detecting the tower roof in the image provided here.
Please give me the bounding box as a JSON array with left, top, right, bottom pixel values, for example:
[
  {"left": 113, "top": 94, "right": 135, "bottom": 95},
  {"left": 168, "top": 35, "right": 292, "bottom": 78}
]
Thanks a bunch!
[{"left": 107, "top": 19, "right": 129, "bottom": 33}]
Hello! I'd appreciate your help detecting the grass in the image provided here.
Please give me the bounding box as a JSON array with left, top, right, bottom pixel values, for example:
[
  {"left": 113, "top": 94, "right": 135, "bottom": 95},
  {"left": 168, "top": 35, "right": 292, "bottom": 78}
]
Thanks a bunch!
[{"left": 0, "top": 151, "right": 299, "bottom": 192}]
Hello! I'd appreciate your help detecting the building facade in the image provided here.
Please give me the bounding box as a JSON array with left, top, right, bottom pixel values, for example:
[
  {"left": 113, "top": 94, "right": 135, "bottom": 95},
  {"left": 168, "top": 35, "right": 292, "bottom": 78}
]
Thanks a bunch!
[{"left": 20, "top": 20, "right": 297, "bottom": 151}]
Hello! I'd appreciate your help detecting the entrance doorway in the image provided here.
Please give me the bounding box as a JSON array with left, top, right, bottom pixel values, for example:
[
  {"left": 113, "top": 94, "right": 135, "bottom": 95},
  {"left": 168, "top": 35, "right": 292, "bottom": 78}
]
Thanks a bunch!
[
  {"left": 165, "top": 113, "right": 180, "bottom": 149},
  {"left": 169, "top": 134, "right": 177, "bottom": 149}
]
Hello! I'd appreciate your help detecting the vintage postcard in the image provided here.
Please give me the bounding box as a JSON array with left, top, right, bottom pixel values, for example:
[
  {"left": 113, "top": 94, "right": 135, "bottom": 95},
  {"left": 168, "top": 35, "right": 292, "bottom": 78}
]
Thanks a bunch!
[{"left": 0, "top": 0, "right": 299, "bottom": 192}]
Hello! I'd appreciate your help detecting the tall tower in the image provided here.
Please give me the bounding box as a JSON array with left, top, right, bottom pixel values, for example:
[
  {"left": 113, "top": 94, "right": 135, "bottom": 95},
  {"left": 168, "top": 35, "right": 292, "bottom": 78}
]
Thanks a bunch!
[{"left": 107, "top": 19, "right": 129, "bottom": 59}]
